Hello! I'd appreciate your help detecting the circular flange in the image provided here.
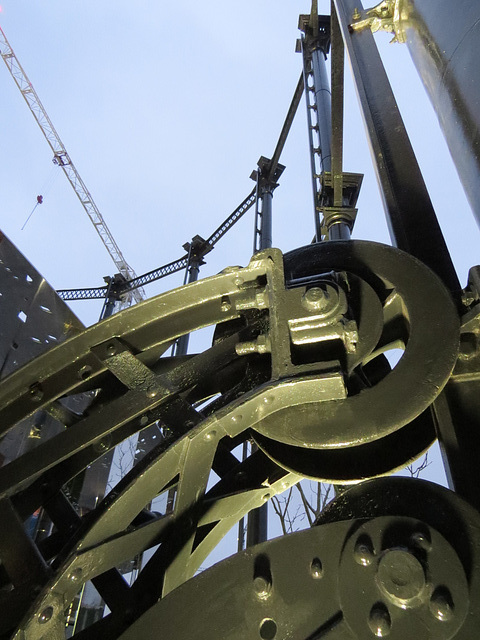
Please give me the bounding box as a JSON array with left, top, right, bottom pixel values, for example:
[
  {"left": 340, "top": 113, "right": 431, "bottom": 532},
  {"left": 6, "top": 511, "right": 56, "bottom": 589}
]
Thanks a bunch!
[
  {"left": 252, "top": 408, "right": 434, "bottom": 482},
  {"left": 252, "top": 240, "right": 459, "bottom": 449},
  {"left": 338, "top": 516, "right": 469, "bottom": 639}
]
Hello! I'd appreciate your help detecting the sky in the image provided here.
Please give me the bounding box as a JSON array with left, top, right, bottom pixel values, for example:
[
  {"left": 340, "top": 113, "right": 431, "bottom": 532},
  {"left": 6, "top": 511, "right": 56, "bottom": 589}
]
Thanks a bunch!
[{"left": 1, "top": 1, "right": 479, "bottom": 552}]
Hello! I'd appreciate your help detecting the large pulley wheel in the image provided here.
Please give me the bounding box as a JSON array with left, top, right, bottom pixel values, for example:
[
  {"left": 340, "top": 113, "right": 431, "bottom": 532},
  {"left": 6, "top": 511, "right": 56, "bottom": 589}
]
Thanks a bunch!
[{"left": 252, "top": 240, "right": 459, "bottom": 481}]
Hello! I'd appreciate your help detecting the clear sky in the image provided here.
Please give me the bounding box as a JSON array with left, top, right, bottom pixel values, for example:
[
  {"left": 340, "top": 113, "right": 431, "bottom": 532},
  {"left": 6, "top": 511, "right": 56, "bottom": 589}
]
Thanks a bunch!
[{"left": 1, "top": 1, "right": 479, "bottom": 554}]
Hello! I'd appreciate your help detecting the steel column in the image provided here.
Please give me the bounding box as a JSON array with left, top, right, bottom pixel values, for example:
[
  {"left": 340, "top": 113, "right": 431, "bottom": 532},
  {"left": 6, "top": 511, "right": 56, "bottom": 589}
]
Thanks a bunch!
[
  {"left": 173, "top": 258, "right": 201, "bottom": 357},
  {"left": 252, "top": 156, "right": 285, "bottom": 254}
]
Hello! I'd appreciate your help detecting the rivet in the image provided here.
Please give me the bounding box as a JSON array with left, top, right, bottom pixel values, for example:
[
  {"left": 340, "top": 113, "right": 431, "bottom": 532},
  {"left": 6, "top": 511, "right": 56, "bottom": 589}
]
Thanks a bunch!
[
  {"left": 232, "top": 414, "right": 243, "bottom": 423},
  {"left": 38, "top": 606, "right": 54, "bottom": 624},
  {"left": 204, "top": 430, "right": 216, "bottom": 441},
  {"left": 234, "top": 276, "right": 244, "bottom": 287},
  {"left": 368, "top": 604, "right": 391, "bottom": 637},
  {"left": 263, "top": 395, "right": 275, "bottom": 405},
  {"left": 106, "top": 343, "right": 116, "bottom": 356},
  {"left": 69, "top": 567, "right": 83, "bottom": 582},
  {"left": 146, "top": 386, "right": 158, "bottom": 398},
  {"left": 262, "top": 493, "right": 271, "bottom": 502},
  {"left": 310, "top": 558, "right": 323, "bottom": 579}
]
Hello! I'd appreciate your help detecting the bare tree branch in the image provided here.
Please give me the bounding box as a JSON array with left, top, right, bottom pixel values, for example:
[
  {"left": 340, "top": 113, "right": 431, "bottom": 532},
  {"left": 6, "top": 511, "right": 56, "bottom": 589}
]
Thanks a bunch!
[
  {"left": 295, "top": 483, "right": 314, "bottom": 527},
  {"left": 406, "top": 452, "right": 431, "bottom": 478}
]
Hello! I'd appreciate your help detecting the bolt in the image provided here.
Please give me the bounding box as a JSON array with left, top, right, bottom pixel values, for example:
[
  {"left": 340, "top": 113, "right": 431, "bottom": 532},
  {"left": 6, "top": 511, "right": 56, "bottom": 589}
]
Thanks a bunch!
[
  {"left": 221, "top": 296, "right": 232, "bottom": 312},
  {"left": 302, "top": 287, "right": 329, "bottom": 311},
  {"left": 254, "top": 576, "right": 271, "bottom": 599},
  {"left": 368, "top": 604, "right": 391, "bottom": 637},
  {"left": 38, "top": 606, "right": 54, "bottom": 624},
  {"left": 377, "top": 550, "right": 425, "bottom": 607},
  {"left": 236, "top": 341, "right": 258, "bottom": 356},
  {"left": 430, "top": 588, "right": 454, "bottom": 621},
  {"left": 235, "top": 334, "right": 271, "bottom": 356}
]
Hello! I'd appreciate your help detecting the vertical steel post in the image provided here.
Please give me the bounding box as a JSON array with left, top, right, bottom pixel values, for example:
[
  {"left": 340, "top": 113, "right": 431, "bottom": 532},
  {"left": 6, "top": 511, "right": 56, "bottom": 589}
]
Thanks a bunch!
[
  {"left": 173, "top": 259, "right": 201, "bottom": 357},
  {"left": 172, "top": 237, "right": 207, "bottom": 357},
  {"left": 243, "top": 157, "right": 285, "bottom": 549},
  {"left": 252, "top": 156, "right": 285, "bottom": 254},
  {"left": 300, "top": 13, "right": 354, "bottom": 240},
  {"left": 99, "top": 275, "right": 124, "bottom": 320}
]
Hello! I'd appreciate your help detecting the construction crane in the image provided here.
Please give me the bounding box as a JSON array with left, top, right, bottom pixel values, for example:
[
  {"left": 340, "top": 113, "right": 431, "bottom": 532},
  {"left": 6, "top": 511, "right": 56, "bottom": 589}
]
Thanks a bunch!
[{"left": 0, "top": 26, "right": 144, "bottom": 306}]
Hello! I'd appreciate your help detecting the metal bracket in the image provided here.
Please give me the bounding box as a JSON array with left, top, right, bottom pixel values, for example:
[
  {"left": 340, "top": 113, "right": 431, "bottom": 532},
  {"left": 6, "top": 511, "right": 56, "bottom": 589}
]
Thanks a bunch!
[{"left": 349, "top": 0, "right": 407, "bottom": 44}]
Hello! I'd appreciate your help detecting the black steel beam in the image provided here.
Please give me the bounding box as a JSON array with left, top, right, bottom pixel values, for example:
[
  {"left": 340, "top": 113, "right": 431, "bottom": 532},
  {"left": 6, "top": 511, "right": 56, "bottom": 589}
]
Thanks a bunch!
[
  {"left": 333, "top": 0, "right": 460, "bottom": 295},
  {"left": 268, "top": 73, "right": 304, "bottom": 183}
]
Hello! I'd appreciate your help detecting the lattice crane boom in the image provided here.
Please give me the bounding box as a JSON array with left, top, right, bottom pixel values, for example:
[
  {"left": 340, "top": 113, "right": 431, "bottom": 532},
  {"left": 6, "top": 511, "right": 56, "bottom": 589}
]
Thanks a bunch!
[{"left": 0, "top": 26, "right": 144, "bottom": 305}]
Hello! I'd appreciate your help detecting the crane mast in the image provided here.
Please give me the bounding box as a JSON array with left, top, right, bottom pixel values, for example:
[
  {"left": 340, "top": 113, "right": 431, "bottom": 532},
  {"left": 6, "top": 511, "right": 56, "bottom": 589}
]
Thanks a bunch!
[{"left": 0, "top": 26, "right": 144, "bottom": 306}]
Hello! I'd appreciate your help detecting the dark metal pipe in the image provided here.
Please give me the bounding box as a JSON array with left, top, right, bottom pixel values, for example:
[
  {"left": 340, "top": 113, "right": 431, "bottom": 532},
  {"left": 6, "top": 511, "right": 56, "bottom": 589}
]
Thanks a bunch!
[
  {"left": 258, "top": 188, "right": 273, "bottom": 251},
  {"left": 174, "top": 262, "right": 200, "bottom": 357},
  {"left": 329, "top": 222, "right": 351, "bottom": 240},
  {"left": 311, "top": 48, "right": 332, "bottom": 173}
]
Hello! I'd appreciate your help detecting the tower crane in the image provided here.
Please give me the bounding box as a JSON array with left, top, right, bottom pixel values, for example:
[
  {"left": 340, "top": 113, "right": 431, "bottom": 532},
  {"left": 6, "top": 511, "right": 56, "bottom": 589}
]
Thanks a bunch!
[{"left": 0, "top": 26, "right": 144, "bottom": 306}]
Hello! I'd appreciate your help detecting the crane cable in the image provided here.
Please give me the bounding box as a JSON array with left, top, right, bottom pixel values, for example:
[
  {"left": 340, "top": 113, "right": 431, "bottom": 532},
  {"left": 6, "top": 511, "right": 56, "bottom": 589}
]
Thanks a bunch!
[{"left": 20, "top": 163, "right": 60, "bottom": 230}]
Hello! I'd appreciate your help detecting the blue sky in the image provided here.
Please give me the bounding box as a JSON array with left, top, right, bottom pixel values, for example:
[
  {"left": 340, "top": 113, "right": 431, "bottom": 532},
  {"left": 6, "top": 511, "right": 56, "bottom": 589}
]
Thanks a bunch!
[{"left": 1, "top": 1, "right": 479, "bottom": 550}]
